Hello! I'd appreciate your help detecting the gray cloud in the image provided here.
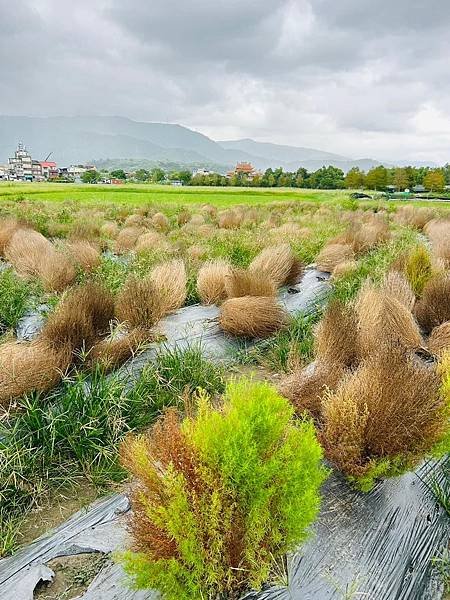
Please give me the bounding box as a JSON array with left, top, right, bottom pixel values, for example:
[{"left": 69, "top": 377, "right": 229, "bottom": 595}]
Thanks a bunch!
[{"left": 1, "top": 0, "right": 450, "bottom": 162}]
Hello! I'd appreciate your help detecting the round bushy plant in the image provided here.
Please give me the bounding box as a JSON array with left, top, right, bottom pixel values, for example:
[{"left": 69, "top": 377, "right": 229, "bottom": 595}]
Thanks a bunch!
[{"left": 118, "top": 378, "right": 327, "bottom": 599}]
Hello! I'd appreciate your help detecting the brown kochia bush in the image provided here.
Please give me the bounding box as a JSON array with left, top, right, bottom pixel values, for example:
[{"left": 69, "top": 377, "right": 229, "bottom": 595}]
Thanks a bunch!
[
  {"left": 356, "top": 285, "right": 423, "bottom": 356},
  {"left": 89, "top": 328, "right": 150, "bottom": 372},
  {"left": 0, "top": 219, "right": 21, "bottom": 256},
  {"left": 381, "top": 270, "right": 415, "bottom": 311},
  {"left": 280, "top": 301, "right": 359, "bottom": 419},
  {"left": 249, "top": 244, "right": 303, "bottom": 287},
  {"left": 115, "top": 226, "right": 144, "bottom": 253},
  {"left": 414, "top": 274, "right": 450, "bottom": 334},
  {"left": 115, "top": 276, "right": 161, "bottom": 329},
  {"left": 428, "top": 322, "right": 450, "bottom": 357},
  {"left": 0, "top": 339, "right": 72, "bottom": 408},
  {"left": 196, "top": 259, "right": 232, "bottom": 305},
  {"left": 224, "top": 267, "right": 276, "bottom": 299},
  {"left": 320, "top": 344, "right": 447, "bottom": 487},
  {"left": 149, "top": 260, "right": 187, "bottom": 314},
  {"left": 219, "top": 296, "right": 289, "bottom": 338},
  {"left": 65, "top": 240, "right": 101, "bottom": 271},
  {"left": 315, "top": 243, "right": 354, "bottom": 273},
  {"left": 5, "top": 228, "right": 76, "bottom": 291},
  {"left": 350, "top": 220, "right": 390, "bottom": 253},
  {"left": 151, "top": 212, "right": 170, "bottom": 232},
  {"left": 135, "top": 231, "right": 171, "bottom": 254},
  {"left": 42, "top": 282, "right": 114, "bottom": 351}
]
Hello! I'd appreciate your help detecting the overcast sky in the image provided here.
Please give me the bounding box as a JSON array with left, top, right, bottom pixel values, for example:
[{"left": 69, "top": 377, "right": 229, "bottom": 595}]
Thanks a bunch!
[{"left": 2, "top": 0, "right": 450, "bottom": 162}]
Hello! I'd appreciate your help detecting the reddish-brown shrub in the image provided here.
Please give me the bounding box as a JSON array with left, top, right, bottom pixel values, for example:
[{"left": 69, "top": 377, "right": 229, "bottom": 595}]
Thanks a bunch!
[
  {"left": 314, "top": 301, "right": 359, "bottom": 367},
  {"left": 381, "top": 270, "right": 415, "bottom": 311}
]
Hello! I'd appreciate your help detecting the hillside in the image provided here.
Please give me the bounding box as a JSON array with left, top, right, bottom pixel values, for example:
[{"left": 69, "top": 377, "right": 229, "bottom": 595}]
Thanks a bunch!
[{"left": 1, "top": 115, "right": 382, "bottom": 172}]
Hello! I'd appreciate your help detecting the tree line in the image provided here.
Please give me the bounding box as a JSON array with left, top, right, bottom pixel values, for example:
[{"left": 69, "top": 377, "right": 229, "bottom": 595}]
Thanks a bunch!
[{"left": 81, "top": 164, "right": 450, "bottom": 191}]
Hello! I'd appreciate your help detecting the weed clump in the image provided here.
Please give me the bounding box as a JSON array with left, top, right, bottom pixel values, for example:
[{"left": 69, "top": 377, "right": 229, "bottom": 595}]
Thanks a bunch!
[
  {"left": 119, "top": 379, "right": 326, "bottom": 599},
  {"left": 219, "top": 296, "right": 289, "bottom": 338}
]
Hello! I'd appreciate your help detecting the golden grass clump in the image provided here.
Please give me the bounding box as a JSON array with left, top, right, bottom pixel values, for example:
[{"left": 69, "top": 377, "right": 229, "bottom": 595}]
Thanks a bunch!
[
  {"left": 0, "top": 219, "right": 21, "bottom": 256},
  {"left": 321, "top": 344, "right": 445, "bottom": 480},
  {"left": 315, "top": 301, "right": 359, "bottom": 368},
  {"left": 89, "top": 327, "right": 150, "bottom": 372},
  {"left": 65, "top": 240, "right": 101, "bottom": 271},
  {"left": 177, "top": 210, "right": 191, "bottom": 226},
  {"left": 68, "top": 221, "right": 101, "bottom": 244},
  {"left": 201, "top": 203, "right": 217, "bottom": 218},
  {"left": 356, "top": 284, "right": 423, "bottom": 356},
  {"left": 151, "top": 212, "right": 170, "bottom": 232},
  {"left": 100, "top": 221, "right": 120, "bottom": 239},
  {"left": 403, "top": 245, "right": 434, "bottom": 296},
  {"left": 350, "top": 220, "right": 390, "bottom": 253},
  {"left": 149, "top": 259, "right": 187, "bottom": 314},
  {"left": 39, "top": 252, "right": 77, "bottom": 292},
  {"left": 414, "top": 274, "right": 450, "bottom": 333},
  {"left": 4, "top": 228, "right": 53, "bottom": 277},
  {"left": 396, "top": 205, "right": 435, "bottom": 230},
  {"left": 135, "top": 231, "right": 171, "bottom": 254},
  {"left": 0, "top": 339, "right": 72, "bottom": 408},
  {"left": 315, "top": 243, "right": 354, "bottom": 273},
  {"left": 115, "top": 226, "right": 145, "bottom": 253},
  {"left": 381, "top": 270, "right": 415, "bottom": 311},
  {"left": 197, "top": 259, "right": 232, "bottom": 305},
  {"left": 188, "top": 214, "right": 205, "bottom": 227},
  {"left": 331, "top": 260, "right": 357, "bottom": 279},
  {"left": 224, "top": 267, "right": 276, "bottom": 299},
  {"left": 428, "top": 322, "right": 450, "bottom": 357},
  {"left": 42, "top": 282, "right": 114, "bottom": 351},
  {"left": 115, "top": 276, "right": 160, "bottom": 329},
  {"left": 124, "top": 214, "right": 145, "bottom": 227},
  {"left": 219, "top": 296, "right": 289, "bottom": 338},
  {"left": 249, "top": 243, "right": 303, "bottom": 287},
  {"left": 218, "top": 209, "right": 242, "bottom": 229},
  {"left": 186, "top": 245, "right": 208, "bottom": 261}
]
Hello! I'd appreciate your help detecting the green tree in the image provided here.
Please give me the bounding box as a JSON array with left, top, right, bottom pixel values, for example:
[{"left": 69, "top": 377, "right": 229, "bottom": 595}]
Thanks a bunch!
[
  {"left": 365, "top": 166, "right": 388, "bottom": 190},
  {"left": 150, "top": 167, "right": 166, "bottom": 183},
  {"left": 344, "top": 167, "right": 365, "bottom": 189},
  {"left": 393, "top": 168, "right": 410, "bottom": 191},
  {"left": 81, "top": 169, "right": 101, "bottom": 184},
  {"left": 135, "top": 169, "right": 150, "bottom": 182},
  {"left": 110, "top": 169, "right": 127, "bottom": 180},
  {"left": 309, "top": 166, "right": 345, "bottom": 189},
  {"left": 423, "top": 169, "right": 445, "bottom": 192}
]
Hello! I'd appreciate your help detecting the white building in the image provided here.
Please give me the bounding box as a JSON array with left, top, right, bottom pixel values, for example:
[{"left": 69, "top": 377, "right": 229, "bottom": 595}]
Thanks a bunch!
[
  {"left": 192, "top": 168, "right": 215, "bottom": 177},
  {"left": 8, "top": 142, "right": 35, "bottom": 180}
]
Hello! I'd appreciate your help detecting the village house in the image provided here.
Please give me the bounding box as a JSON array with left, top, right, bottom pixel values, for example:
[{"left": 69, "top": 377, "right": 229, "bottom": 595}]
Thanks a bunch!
[
  {"left": 6, "top": 143, "right": 58, "bottom": 181},
  {"left": 227, "top": 162, "right": 260, "bottom": 181}
]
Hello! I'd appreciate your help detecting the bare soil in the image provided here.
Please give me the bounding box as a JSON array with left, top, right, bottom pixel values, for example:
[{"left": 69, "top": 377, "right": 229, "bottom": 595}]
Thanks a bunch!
[{"left": 34, "top": 552, "right": 108, "bottom": 600}]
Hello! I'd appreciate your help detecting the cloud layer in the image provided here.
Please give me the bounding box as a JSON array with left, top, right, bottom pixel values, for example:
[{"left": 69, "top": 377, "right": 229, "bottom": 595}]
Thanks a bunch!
[{"left": 2, "top": 0, "right": 450, "bottom": 162}]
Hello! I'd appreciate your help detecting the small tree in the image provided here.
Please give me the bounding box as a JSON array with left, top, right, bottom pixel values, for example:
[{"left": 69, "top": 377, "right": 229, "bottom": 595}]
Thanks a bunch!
[
  {"left": 119, "top": 379, "right": 326, "bottom": 599},
  {"left": 365, "top": 166, "right": 388, "bottom": 190},
  {"left": 150, "top": 167, "right": 166, "bottom": 183},
  {"left": 424, "top": 169, "right": 445, "bottom": 192},
  {"left": 81, "top": 169, "right": 101, "bottom": 184},
  {"left": 344, "top": 167, "right": 365, "bottom": 189},
  {"left": 110, "top": 169, "right": 127, "bottom": 180},
  {"left": 134, "top": 169, "right": 150, "bottom": 182}
]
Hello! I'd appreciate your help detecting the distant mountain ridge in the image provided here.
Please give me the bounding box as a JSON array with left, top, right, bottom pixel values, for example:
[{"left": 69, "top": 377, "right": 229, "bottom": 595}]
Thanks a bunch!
[{"left": 0, "top": 115, "right": 428, "bottom": 172}]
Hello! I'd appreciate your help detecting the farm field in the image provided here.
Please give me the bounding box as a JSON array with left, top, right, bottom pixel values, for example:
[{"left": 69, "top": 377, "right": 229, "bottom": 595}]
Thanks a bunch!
[{"left": 0, "top": 186, "right": 449, "bottom": 599}]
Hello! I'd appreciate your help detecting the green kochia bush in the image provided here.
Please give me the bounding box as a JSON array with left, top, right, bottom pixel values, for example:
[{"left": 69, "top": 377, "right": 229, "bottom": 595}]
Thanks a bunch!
[
  {"left": 0, "top": 268, "right": 34, "bottom": 332},
  {"left": 119, "top": 379, "right": 327, "bottom": 599}
]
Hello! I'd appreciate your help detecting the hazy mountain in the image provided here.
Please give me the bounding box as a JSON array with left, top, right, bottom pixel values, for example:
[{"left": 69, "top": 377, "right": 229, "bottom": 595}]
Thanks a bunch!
[{"left": 0, "top": 115, "right": 424, "bottom": 173}]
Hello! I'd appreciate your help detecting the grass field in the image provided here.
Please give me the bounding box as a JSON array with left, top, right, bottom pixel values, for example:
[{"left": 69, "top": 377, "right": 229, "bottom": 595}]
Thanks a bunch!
[{"left": 2, "top": 181, "right": 450, "bottom": 210}]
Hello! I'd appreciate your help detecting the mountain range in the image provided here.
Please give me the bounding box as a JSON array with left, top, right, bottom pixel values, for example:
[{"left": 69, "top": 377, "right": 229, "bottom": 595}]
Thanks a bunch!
[{"left": 0, "top": 116, "right": 433, "bottom": 173}]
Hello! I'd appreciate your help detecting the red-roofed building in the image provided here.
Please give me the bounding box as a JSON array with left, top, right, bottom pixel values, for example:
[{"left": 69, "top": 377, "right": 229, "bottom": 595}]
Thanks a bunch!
[
  {"left": 39, "top": 161, "right": 58, "bottom": 179},
  {"left": 227, "top": 162, "right": 260, "bottom": 181}
]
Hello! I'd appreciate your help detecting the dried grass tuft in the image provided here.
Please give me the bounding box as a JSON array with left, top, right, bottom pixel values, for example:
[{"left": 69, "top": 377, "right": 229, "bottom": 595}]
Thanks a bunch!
[
  {"left": 135, "top": 231, "right": 170, "bottom": 254},
  {"left": 101, "top": 221, "right": 120, "bottom": 239},
  {"left": 65, "top": 240, "right": 101, "bottom": 272},
  {"left": 151, "top": 212, "right": 170, "bottom": 232},
  {"left": 224, "top": 267, "right": 276, "bottom": 299},
  {"left": 249, "top": 244, "right": 303, "bottom": 287},
  {"left": 149, "top": 259, "right": 187, "bottom": 314},
  {"left": 315, "top": 301, "right": 359, "bottom": 367},
  {"left": 115, "top": 226, "right": 144, "bottom": 253},
  {"left": 42, "top": 282, "right": 114, "bottom": 350},
  {"left": 0, "top": 339, "right": 72, "bottom": 408},
  {"left": 89, "top": 327, "right": 150, "bottom": 372},
  {"left": 414, "top": 274, "right": 450, "bottom": 333},
  {"left": 316, "top": 243, "right": 355, "bottom": 273},
  {"left": 5, "top": 229, "right": 53, "bottom": 277},
  {"left": 428, "top": 322, "right": 450, "bottom": 357},
  {"left": 381, "top": 270, "right": 415, "bottom": 311},
  {"left": 39, "top": 252, "right": 77, "bottom": 292},
  {"left": 197, "top": 259, "right": 232, "bottom": 305},
  {"left": 332, "top": 260, "right": 358, "bottom": 278},
  {"left": 218, "top": 210, "right": 242, "bottom": 229},
  {"left": 356, "top": 284, "right": 423, "bottom": 356},
  {"left": 0, "top": 219, "right": 21, "bottom": 256},
  {"left": 219, "top": 296, "right": 289, "bottom": 338}
]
